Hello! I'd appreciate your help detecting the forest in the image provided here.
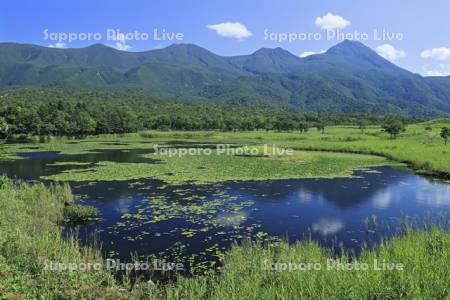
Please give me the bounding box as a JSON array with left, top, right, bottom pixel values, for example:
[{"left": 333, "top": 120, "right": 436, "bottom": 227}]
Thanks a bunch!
[{"left": 0, "top": 86, "right": 417, "bottom": 138}]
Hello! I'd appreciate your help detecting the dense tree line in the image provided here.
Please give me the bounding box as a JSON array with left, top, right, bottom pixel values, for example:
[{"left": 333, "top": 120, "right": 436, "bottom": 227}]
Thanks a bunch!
[{"left": 0, "top": 86, "right": 418, "bottom": 138}]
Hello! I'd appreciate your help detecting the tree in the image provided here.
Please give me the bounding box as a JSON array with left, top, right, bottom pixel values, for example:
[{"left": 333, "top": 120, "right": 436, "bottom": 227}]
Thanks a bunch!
[
  {"left": 116, "top": 105, "right": 140, "bottom": 133},
  {"left": 441, "top": 127, "right": 449, "bottom": 145},
  {"left": 72, "top": 112, "right": 96, "bottom": 137},
  {"left": 358, "top": 120, "right": 368, "bottom": 134},
  {"left": 299, "top": 122, "right": 309, "bottom": 133},
  {"left": 316, "top": 123, "right": 325, "bottom": 134},
  {"left": 382, "top": 120, "right": 406, "bottom": 139},
  {"left": 424, "top": 125, "right": 433, "bottom": 142},
  {"left": 0, "top": 117, "right": 10, "bottom": 144}
]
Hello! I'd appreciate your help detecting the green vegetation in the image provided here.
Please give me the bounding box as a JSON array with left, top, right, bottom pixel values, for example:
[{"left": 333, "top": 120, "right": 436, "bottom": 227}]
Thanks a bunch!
[
  {"left": 357, "top": 119, "right": 368, "bottom": 134},
  {"left": 274, "top": 119, "right": 450, "bottom": 177},
  {"left": 41, "top": 151, "right": 392, "bottom": 184},
  {"left": 63, "top": 204, "right": 99, "bottom": 224},
  {"left": 159, "top": 229, "right": 450, "bottom": 299},
  {"left": 1, "top": 178, "right": 448, "bottom": 299},
  {"left": 441, "top": 127, "right": 449, "bottom": 145},
  {"left": 2, "top": 118, "right": 447, "bottom": 181},
  {"left": 0, "top": 117, "right": 7, "bottom": 132},
  {"left": 0, "top": 177, "right": 126, "bottom": 299},
  {"left": 0, "top": 116, "right": 8, "bottom": 142},
  {"left": 0, "top": 86, "right": 417, "bottom": 137},
  {"left": 382, "top": 119, "right": 406, "bottom": 139},
  {"left": 2, "top": 40, "right": 450, "bottom": 118}
]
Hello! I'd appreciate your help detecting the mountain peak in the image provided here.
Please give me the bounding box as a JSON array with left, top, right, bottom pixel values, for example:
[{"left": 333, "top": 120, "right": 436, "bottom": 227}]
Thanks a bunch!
[
  {"left": 155, "top": 43, "right": 219, "bottom": 57},
  {"left": 322, "top": 39, "right": 409, "bottom": 74},
  {"left": 164, "top": 43, "right": 205, "bottom": 50},
  {"left": 229, "top": 47, "right": 304, "bottom": 73},
  {"left": 326, "top": 40, "right": 373, "bottom": 55},
  {"left": 82, "top": 43, "right": 123, "bottom": 53},
  {"left": 253, "top": 47, "right": 294, "bottom": 57},
  {"left": 86, "top": 43, "right": 114, "bottom": 49}
]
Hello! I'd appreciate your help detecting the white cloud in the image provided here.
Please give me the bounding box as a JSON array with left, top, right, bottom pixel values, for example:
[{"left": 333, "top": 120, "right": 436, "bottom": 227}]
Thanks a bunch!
[
  {"left": 421, "top": 47, "right": 450, "bottom": 61},
  {"left": 299, "top": 50, "right": 325, "bottom": 58},
  {"left": 315, "top": 13, "right": 350, "bottom": 30},
  {"left": 422, "top": 64, "right": 450, "bottom": 76},
  {"left": 375, "top": 44, "right": 406, "bottom": 62},
  {"left": 48, "top": 42, "right": 66, "bottom": 48},
  {"left": 109, "top": 32, "right": 132, "bottom": 51},
  {"left": 423, "top": 69, "right": 449, "bottom": 77},
  {"left": 114, "top": 42, "right": 131, "bottom": 51},
  {"left": 207, "top": 22, "right": 252, "bottom": 39},
  {"left": 421, "top": 47, "right": 450, "bottom": 76}
]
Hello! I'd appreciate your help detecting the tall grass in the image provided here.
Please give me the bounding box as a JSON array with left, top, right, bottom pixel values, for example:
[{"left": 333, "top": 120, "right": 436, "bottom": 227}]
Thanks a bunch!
[
  {"left": 155, "top": 229, "right": 450, "bottom": 299},
  {"left": 0, "top": 177, "right": 127, "bottom": 299}
]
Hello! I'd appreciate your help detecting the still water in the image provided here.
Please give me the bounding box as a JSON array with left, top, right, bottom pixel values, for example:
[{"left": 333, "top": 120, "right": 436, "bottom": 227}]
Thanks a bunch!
[{"left": 1, "top": 148, "right": 449, "bottom": 273}]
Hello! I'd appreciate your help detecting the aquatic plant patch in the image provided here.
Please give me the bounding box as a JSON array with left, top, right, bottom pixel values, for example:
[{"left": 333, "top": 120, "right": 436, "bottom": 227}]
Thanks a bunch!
[{"left": 41, "top": 150, "right": 393, "bottom": 184}]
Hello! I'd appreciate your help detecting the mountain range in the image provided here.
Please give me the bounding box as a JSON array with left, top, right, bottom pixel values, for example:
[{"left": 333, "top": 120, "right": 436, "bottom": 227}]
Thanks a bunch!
[{"left": 1, "top": 40, "right": 450, "bottom": 118}]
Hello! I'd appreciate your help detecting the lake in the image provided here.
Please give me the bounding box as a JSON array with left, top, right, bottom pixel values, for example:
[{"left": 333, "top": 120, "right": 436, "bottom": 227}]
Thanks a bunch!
[{"left": 1, "top": 148, "right": 449, "bottom": 274}]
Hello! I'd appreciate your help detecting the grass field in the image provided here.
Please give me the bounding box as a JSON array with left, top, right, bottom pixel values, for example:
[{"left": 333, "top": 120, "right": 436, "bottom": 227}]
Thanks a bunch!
[{"left": 0, "top": 178, "right": 125, "bottom": 299}]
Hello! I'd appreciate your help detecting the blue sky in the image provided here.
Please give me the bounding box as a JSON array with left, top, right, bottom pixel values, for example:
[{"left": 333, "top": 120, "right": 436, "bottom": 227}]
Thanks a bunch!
[{"left": 1, "top": 0, "right": 449, "bottom": 76}]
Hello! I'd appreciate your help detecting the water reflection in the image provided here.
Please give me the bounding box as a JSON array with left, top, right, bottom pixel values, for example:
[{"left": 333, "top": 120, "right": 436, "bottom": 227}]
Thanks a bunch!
[
  {"left": 1, "top": 149, "right": 449, "bottom": 271},
  {"left": 312, "top": 218, "right": 345, "bottom": 236}
]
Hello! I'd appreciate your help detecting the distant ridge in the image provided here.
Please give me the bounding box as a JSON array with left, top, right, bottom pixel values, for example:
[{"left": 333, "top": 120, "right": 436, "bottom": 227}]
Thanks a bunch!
[{"left": 1, "top": 40, "right": 450, "bottom": 118}]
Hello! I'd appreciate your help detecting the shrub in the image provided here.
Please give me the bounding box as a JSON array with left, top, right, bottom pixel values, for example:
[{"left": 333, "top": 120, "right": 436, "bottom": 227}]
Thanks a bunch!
[{"left": 63, "top": 204, "right": 99, "bottom": 223}]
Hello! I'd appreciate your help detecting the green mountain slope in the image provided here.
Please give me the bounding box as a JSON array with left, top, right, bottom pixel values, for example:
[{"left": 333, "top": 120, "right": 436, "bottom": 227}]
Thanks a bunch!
[{"left": 1, "top": 40, "right": 450, "bottom": 118}]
